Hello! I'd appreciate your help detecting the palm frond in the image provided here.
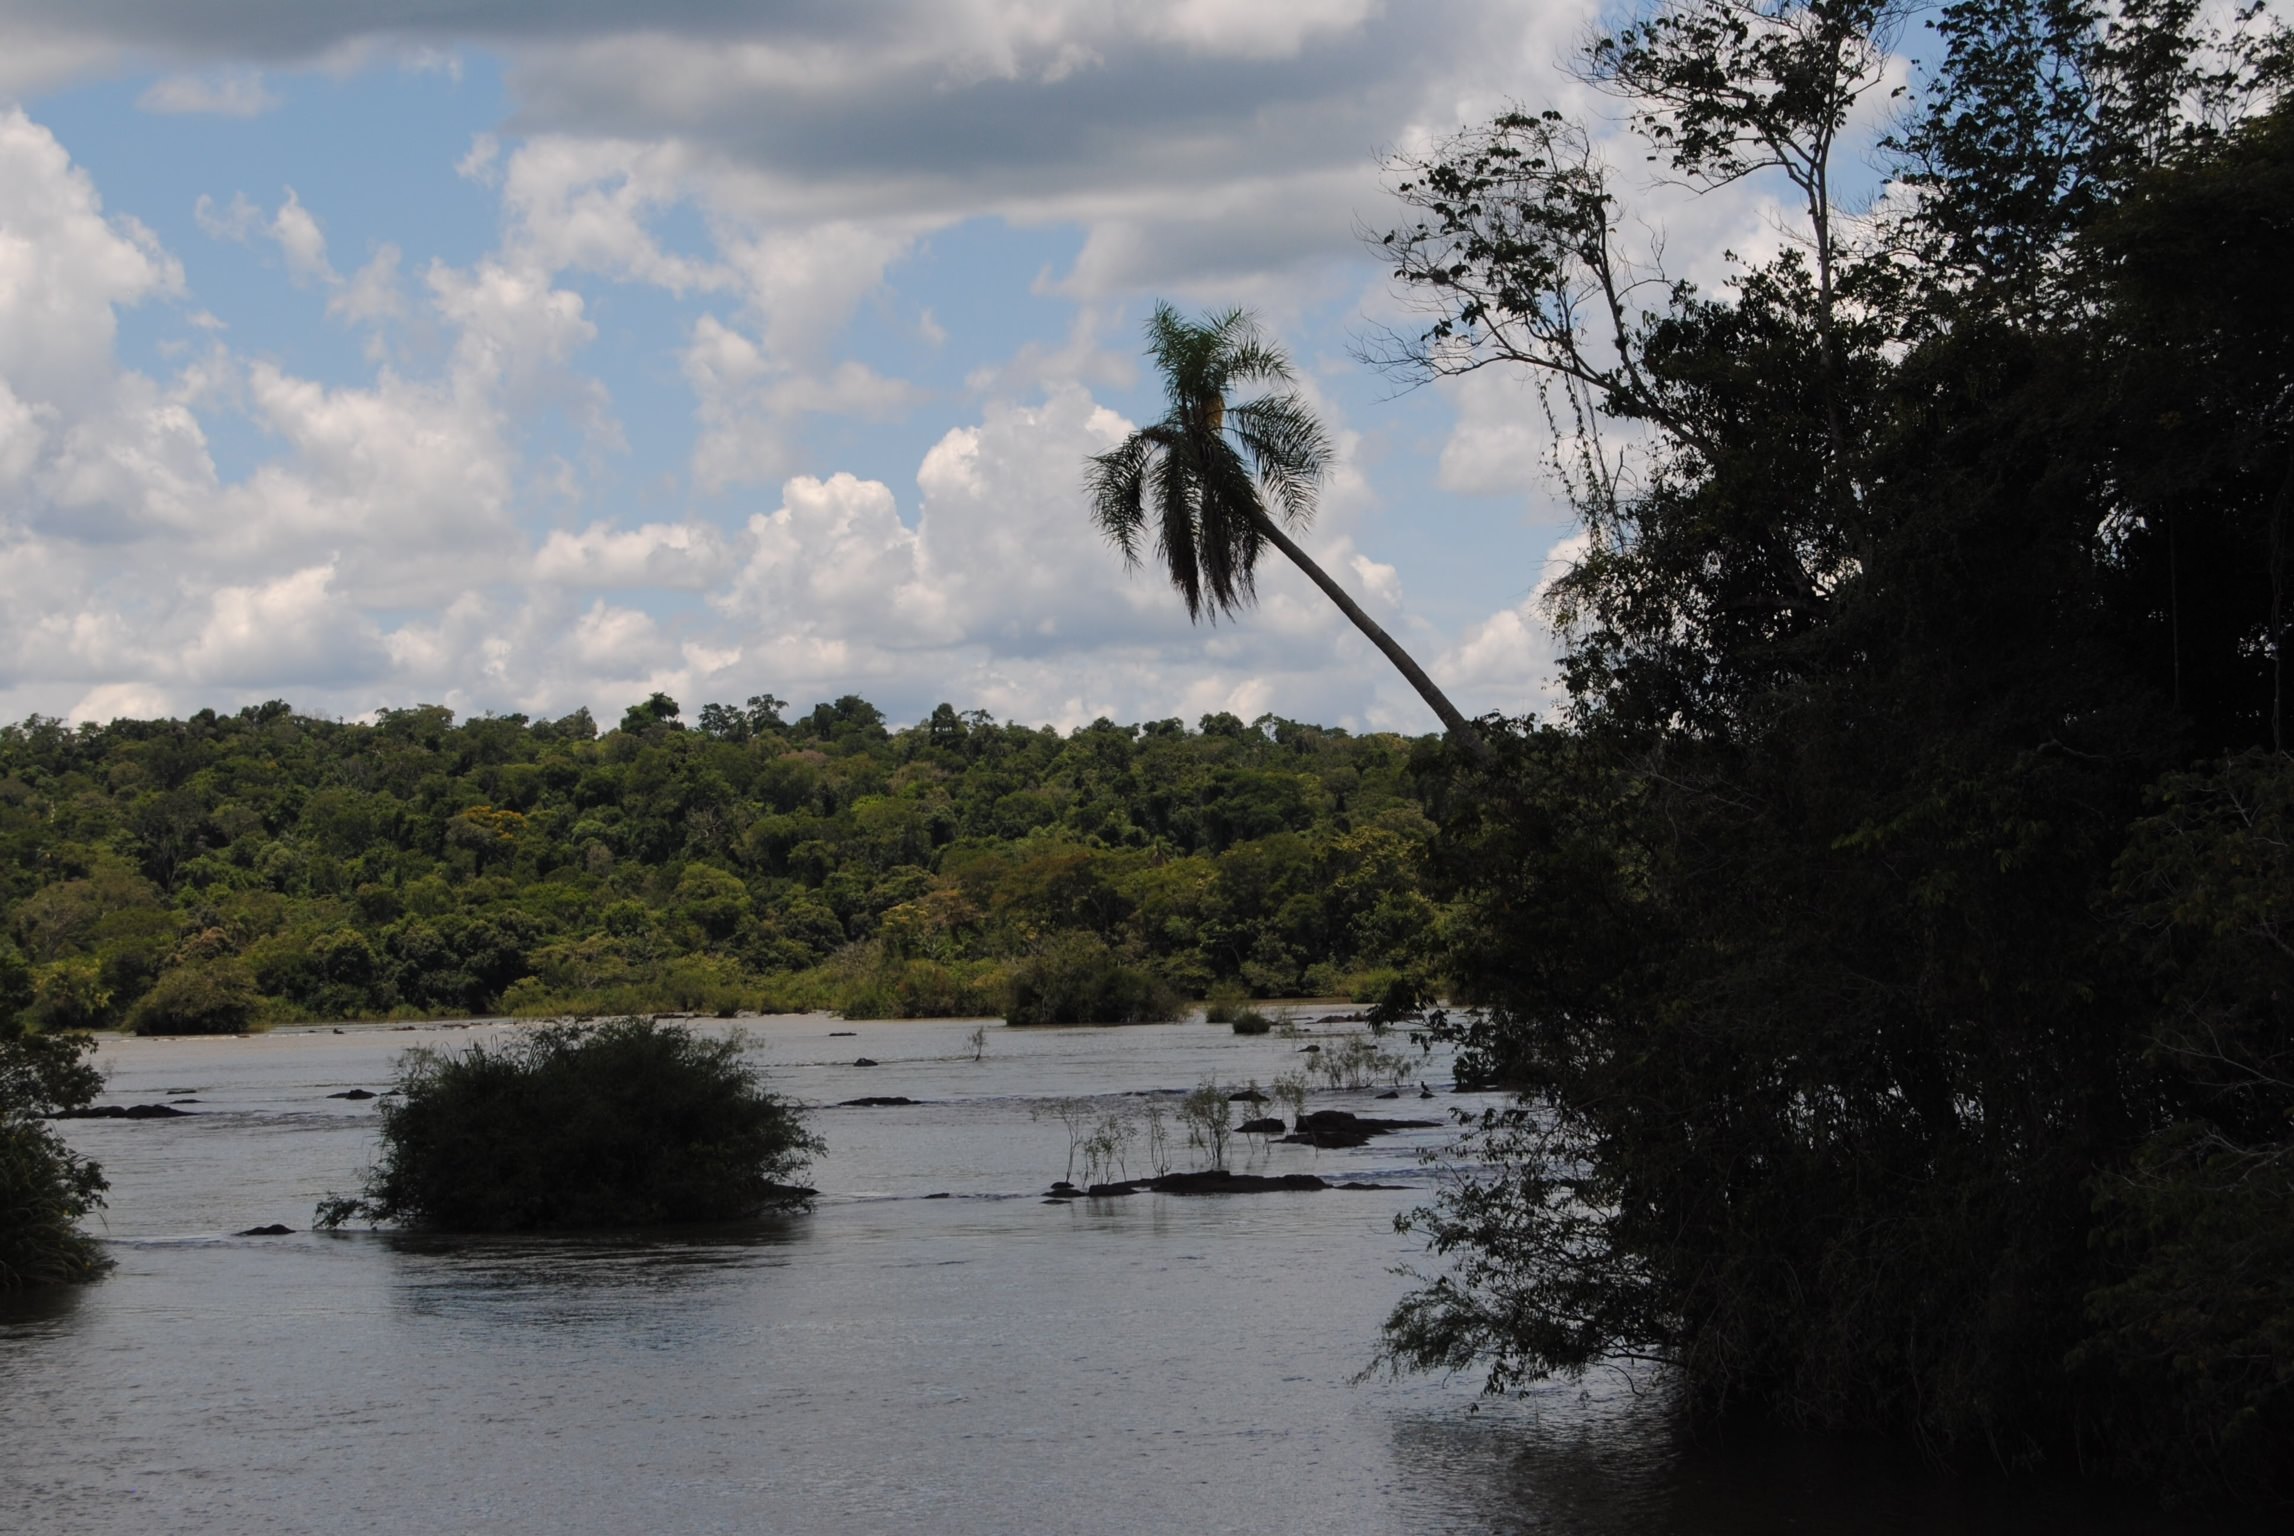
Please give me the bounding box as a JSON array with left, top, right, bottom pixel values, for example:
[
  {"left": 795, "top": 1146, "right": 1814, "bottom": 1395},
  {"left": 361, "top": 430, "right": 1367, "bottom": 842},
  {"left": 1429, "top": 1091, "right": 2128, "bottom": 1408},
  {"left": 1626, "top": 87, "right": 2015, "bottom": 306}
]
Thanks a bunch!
[
  {"left": 1085, "top": 432, "right": 1157, "bottom": 568},
  {"left": 1149, "top": 443, "right": 1207, "bottom": 621},
  {"left": 1228, "top": 393, "right": 1330, "bottom": 531},
  {"left": 1196, "top": 436, "right": 1268, "bottom": 618}
]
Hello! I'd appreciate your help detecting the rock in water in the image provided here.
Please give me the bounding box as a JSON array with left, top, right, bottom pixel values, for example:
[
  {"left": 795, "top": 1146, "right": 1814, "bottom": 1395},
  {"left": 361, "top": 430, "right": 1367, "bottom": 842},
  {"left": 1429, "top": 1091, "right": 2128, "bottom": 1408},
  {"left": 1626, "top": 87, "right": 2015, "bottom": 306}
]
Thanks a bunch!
[
  {"left": 1145, "top": 1170, "right": 1328, "bottom": 1195},
  {"left": 1278, "top": 1108, "right": 1441, "bottom": 1149}
]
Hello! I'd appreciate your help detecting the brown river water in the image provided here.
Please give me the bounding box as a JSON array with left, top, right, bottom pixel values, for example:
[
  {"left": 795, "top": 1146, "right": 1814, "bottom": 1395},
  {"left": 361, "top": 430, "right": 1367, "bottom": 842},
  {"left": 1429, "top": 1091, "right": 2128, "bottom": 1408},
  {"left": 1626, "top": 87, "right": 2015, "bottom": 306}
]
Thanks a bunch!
[{"left": 1, "top": 1014, "right": 2213, "bottom": 1533}]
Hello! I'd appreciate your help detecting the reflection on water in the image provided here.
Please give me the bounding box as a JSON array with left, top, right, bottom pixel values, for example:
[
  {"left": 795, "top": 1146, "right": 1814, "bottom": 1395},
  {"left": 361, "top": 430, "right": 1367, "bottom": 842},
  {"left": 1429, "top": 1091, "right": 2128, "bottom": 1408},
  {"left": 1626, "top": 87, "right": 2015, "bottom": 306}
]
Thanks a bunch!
[{"left": 0, "top": 1014, "right": 2219, "bottom": 1534}]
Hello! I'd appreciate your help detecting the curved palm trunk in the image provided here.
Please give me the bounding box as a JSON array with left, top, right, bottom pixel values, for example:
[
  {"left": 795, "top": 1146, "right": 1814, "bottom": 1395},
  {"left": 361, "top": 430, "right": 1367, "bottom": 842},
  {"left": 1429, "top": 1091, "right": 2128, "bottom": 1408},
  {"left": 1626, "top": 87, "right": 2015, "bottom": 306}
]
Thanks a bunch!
[{"left": 1249, "top": 510, "right": 1491, "bottom": 764}]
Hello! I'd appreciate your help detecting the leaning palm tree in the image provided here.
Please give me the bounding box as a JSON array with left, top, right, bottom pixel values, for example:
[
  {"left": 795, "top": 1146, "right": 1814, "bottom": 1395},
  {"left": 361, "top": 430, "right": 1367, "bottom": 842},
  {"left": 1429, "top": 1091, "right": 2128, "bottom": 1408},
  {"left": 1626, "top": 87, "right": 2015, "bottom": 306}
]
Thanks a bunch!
[{"left": 1087, "top": 303, "right": 1488, "bottom": 760}]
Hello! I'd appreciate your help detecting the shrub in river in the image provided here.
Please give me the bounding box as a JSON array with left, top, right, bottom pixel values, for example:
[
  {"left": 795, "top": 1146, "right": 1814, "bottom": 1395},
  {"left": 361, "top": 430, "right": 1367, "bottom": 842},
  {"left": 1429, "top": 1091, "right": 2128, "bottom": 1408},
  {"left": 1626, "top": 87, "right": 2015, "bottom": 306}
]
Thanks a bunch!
[
  {"left": 1271, "top": 1070, "right": 1310, "bottom": 1131},
  {"left": 1140, "top": 1099, "right": 1173, "bottom": 1176},
  {"left": 1314, "top": 1034, "right": 1409, "bottom": 1091},
  {"left": 1002, "top": 933, "right": 1180, "bottom": 1026},
  {"left": 1178, "top": 1081, "right": 1234, "bottom": 1171},
  {"left": 0, "top": 1023, "right": 110, "bottom": 1289},
  {"left": 1229, "top": 1009, "right": 1273, "bottom": 1035},
  {"left": 1202, "top": 982, "right": 1251, "bottom": 1024},
  {"left": 315, "top": 1018, "right": 818, "bottom": 1231},
  {"left": 127, "top": 959, "right": 263, "bottom": 1036},
  {"left": 1083, "top": 1109, "right": 1135, "bottom": 1185},
  {"left": 1035, "top": 1096, "right": 1094, "bottom": 1183}
]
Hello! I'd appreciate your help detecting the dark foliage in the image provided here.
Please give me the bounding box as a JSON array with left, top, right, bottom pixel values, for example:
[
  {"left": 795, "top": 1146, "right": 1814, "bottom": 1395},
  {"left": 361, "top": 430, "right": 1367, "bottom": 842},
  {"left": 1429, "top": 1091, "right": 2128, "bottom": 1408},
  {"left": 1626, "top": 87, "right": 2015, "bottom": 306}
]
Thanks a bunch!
[
  {"left": 315, "top": 1018, "right": 819, "bottom": 1232},
  {"left": 1376, "top": 0, "right": 2294, "bottom": 1508},
  {"left": 1, "top": 1021, "right": 109, "bottom": 1289}
]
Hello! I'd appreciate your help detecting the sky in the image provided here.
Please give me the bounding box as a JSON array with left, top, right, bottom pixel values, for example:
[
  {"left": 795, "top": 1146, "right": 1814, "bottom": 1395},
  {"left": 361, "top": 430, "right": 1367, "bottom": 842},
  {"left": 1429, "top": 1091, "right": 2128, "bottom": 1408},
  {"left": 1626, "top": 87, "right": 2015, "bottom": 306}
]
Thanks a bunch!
[{"left": 0, "top": 0, "right": 1816, "bottom": 735}]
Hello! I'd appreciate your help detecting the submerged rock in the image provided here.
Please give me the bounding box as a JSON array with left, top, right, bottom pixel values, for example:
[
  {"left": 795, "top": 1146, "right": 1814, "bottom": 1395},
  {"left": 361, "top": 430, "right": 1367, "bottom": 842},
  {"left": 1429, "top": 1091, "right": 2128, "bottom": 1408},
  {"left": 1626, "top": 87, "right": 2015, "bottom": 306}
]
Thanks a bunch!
[
  {"left": 1278, "top": 1108, "right": 1441, "bottom": 1149},
  {"left": 52, "top": 1103, "right": 192, "bottom": 1120},
  {"left": 1226, "top": 1089, "right": 1269, "bottom": 1103},
  {"left": 327, "top": 1088, "right": 378, "bottom": 1100},
  {"left": 852, "top": 1057, "right": 880, "bottom": 1067},
  {"left": 1141, "top": 1170, "right": 1328, "bottom": 1195},
  {"left": 1057, "top": 1170, "right": 1365, "bottom": 1197},
  {"left": 838, "top": 1095, "right": 917, "bottom": 1107},
  {"left": 237, "top": 1224, "right": 295, "bottom": 1236}
]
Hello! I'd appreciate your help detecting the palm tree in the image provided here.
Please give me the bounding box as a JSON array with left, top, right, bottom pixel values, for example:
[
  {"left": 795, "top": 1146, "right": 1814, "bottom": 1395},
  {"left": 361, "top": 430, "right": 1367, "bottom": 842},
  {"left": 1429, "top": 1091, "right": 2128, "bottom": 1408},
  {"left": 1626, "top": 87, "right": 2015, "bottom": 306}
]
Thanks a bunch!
[{"left": 1086, "top": 303, "right": 1488, "bottom": 760}]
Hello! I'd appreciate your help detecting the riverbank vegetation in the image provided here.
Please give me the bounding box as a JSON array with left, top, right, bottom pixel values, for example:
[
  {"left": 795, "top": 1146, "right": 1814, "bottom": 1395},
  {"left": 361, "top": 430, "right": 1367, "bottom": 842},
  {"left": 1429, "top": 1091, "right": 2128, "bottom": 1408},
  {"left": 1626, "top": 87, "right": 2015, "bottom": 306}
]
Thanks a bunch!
[
  {"left": 0, "top": 1014, "right": 109, "bottom": 1289},
  {"left": 1375, "top": 0, "right": 2294, "bottom": 1510},
  {"left": 314, "top": 1017, "right": 817, "bottom": 1231},
  {"left": 0, "top": 697, "right": 1449, "bottom": 1030}
]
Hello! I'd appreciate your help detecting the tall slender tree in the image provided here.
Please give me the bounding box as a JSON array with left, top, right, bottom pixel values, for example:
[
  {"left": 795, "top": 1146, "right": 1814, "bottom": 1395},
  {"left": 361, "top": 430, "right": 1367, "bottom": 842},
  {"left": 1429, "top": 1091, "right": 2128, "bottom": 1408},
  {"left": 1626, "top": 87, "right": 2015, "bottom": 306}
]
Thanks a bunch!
[{"left": 1086, "top": 303, "right": 1489, "bottom": 761}]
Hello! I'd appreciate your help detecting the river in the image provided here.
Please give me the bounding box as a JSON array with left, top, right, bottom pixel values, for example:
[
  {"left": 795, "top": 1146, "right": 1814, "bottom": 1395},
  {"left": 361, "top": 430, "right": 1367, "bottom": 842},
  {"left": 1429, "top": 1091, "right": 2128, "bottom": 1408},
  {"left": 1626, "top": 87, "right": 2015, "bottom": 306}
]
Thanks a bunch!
[{"left": 1, "top": 1013, "right": 2212, "bottom": 1533}]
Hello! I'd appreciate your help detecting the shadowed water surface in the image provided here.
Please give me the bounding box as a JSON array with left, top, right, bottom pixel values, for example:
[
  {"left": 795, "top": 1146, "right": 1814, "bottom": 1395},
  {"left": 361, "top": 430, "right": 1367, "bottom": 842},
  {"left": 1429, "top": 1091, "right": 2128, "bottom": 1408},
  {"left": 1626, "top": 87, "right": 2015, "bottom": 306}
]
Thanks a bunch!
[{"left": 0, "top": 1015, "right": 2220, "bottom": 1533}]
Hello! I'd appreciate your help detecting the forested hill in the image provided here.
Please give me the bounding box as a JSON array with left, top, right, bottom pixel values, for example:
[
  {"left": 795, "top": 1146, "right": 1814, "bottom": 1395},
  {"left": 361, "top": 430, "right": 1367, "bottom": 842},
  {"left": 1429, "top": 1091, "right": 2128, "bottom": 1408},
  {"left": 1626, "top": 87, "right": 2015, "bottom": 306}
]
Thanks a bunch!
[{"left": 0, "top": 694, "right": 1449, "bottom": 1031}]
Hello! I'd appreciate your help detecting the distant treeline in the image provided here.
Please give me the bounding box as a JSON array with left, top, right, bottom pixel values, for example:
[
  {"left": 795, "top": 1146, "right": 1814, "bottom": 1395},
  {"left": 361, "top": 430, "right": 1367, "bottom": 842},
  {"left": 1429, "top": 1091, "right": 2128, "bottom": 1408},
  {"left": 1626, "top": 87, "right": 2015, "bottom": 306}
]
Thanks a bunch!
[{"left": 0, "top": 694, "right": 1447, "bottom": 1031}]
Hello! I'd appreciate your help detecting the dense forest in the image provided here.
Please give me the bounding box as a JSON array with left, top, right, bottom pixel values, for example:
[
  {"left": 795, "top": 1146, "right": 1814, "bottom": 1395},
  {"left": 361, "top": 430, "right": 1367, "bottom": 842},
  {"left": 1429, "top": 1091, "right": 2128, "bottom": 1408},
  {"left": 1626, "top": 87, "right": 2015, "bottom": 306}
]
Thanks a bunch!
[{"left": 0, "top": 694, "right": 1448, "bottom": 1032}]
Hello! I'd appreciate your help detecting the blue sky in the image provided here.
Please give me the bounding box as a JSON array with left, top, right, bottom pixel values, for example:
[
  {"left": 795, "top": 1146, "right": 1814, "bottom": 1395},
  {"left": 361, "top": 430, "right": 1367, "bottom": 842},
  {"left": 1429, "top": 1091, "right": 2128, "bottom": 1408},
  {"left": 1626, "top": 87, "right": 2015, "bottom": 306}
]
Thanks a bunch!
[{"left": 0, "top": 1, "right": 1815, "bottom": 734}]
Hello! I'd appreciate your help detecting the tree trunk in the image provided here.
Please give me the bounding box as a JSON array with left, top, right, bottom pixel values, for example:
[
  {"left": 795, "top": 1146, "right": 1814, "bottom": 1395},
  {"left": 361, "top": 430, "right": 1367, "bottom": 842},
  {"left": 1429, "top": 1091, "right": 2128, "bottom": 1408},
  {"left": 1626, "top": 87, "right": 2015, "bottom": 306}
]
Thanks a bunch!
[{"left": 1249, "top": 510, "right": 1491, "bottom": 764}]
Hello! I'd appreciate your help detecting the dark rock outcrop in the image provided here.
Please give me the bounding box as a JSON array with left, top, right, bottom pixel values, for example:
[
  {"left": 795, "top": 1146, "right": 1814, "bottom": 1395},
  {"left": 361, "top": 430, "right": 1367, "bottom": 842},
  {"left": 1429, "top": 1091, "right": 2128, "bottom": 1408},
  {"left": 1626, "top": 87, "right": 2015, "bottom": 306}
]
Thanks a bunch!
[
  {"left": 1141, "top": 1170, "right": 1328, "bottom": 1195},
  {"left": 52, "top": 1102, "right": 193, "bottom": 1120},
  {"left": 1278, "top": 1108, "right": 1441, "bottom": 1149},
  {"left": 1053, "top": 1168, "right": 1403, "bottom": 1197},
  {"left": 327, "top": 1088, "right": 378, "bottom": 1100},
  {"left": 1227, "top": 1089, "right": 1269, "bottom": 1103},
  {"left": 237, "top": 1223, "right": 295, "bottom": 1236},
  {"left": 852, "top": 1057, "right": 880, "bottom": 1067},
  {"left": 1236, "top": 1116, "right": 1286, "bottom": 1135},
  {"left": 837, "top": 1095, "right": 917, "bottom": 1107}
]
